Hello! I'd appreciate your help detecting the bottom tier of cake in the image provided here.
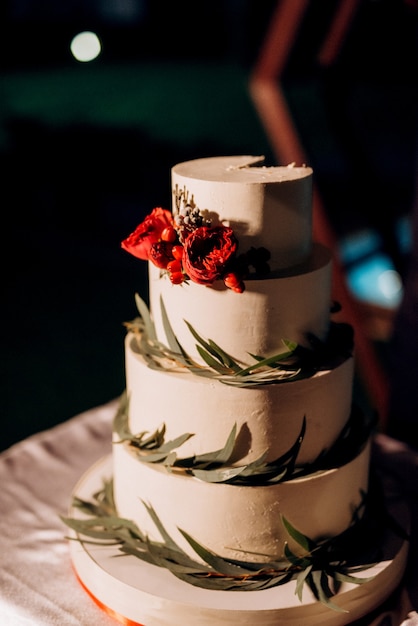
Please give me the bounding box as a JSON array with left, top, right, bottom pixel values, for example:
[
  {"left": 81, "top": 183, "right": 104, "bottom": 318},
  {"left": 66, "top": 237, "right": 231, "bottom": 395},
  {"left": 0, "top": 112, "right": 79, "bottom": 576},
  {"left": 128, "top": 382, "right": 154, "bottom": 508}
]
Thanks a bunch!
[{"left": 66, "top": 455, "right": 409, "bottom": 626}]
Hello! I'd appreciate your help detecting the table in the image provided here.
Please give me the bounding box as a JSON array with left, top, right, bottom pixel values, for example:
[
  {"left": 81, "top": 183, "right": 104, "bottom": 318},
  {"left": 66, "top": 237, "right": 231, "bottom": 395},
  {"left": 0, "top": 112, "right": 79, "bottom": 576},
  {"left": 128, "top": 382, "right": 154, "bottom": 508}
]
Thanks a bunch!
[{"left": 1, "top": 399, "right": 418, "bottom": 625}]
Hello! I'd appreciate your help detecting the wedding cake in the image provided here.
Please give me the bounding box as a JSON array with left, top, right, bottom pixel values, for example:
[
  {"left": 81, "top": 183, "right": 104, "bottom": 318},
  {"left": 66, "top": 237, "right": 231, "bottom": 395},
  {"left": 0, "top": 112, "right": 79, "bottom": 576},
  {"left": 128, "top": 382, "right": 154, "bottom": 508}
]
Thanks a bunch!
[{"left": 63, "top": 156, "right": 409, "bottom": 626}]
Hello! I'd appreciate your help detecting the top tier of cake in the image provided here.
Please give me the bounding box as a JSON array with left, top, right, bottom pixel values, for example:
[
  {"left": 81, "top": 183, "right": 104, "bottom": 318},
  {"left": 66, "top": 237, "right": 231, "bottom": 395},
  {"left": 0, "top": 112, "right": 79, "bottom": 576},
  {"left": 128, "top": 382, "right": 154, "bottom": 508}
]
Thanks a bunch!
[
  {"left": 172, "top": 156, "right": 313, "bottom": 271},
  {"left": 145, "top": 156, "right": 326, "bottom": 364}
]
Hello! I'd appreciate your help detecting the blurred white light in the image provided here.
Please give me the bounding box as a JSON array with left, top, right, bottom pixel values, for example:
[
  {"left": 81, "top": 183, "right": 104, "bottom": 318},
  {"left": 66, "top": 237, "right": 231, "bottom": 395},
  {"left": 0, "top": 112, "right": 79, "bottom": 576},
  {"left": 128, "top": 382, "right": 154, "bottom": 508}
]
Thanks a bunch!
[
  {"left": 70, "top": 31, "right": 101, "bottom": 62},
  {"left": 378, "top": 269, "right": 403, "bottom": 301}
]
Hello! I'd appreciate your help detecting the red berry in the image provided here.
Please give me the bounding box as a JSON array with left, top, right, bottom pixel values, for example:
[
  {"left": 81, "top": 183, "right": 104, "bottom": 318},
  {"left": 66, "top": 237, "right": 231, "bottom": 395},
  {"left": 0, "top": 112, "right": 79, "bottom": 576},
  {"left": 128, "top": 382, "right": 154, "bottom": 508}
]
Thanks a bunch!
[
  {"left": 224, "top": 272, "right": 244, "bottom": 293},
  {"left": 161, "top": 226, "right": 177, "bottom": 243},
  {"left": 224, "top": 273, "right": 239, "bottom": 288},
  {"left": 172, "top": 245, "right": 184, "bottom": 260},
  {"left": 169, "top": 271, "right": 184, "bottom": 284},
  {"left": 167, "top": 259, "right": 182, "bottom": 273},
  {"left": 231, "top": 282, "right": 245, "bottom": 293}
]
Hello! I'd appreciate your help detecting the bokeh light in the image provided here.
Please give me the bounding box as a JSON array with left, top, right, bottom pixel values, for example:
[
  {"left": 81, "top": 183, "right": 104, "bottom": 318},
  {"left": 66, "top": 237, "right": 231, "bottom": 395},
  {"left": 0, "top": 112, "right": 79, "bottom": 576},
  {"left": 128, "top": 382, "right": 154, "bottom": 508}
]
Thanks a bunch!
[
  {"left": 346, "top": 253, "right": 403, "bottom": 308},
  {"left": 378, "top": 269, "right": 403, "bottom": 301},
  {"left": 70, "top": 31, "right": 102, "bottom": 62}
]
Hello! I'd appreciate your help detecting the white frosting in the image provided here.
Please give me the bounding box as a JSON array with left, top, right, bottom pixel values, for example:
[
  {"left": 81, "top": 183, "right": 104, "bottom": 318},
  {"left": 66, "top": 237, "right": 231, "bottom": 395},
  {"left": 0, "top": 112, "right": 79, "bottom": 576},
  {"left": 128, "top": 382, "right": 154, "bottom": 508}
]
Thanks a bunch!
[
  {"left": 149, "top": 243, "right": 332, "bottom": 364},
  {"left": 113, "top": 440, "right": 371, "bottom": 564},
  {"left": 126, "top": 337, "right": 354, "bottom": 465},
  {"left": 172, "top": 156, "right": 313, "bottom": 270}
]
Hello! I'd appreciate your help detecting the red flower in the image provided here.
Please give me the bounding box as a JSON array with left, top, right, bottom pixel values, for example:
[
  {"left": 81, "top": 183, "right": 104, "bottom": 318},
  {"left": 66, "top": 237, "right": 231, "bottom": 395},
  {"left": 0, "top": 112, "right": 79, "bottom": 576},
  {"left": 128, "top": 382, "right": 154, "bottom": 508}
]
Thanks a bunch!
[
  {"left": 183, "top": 226, "right": 238, "bottom": 286},
  {"left": 121, "top": 208, "right": 173, "bottom": 260}
]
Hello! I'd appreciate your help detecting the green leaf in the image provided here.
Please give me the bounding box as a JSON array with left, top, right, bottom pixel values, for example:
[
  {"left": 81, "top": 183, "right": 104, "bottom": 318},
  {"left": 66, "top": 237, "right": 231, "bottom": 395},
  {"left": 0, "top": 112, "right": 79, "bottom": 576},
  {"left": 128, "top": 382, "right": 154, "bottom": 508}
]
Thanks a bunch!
[
  {"left": 61, "top": 514, "right": 141, "bottom": 541},
  {"left": 196, "top": 345, "right": 231, "bottom": 374},
  {"left": 191, "top": 465, "right": 247, "bottom": 483},
  {"left": 295, "top": 564, "right": 312, "bottom": 601},
  {"left": 207, "top": 339, "right": 242, "bottom": 372},
  {"left": 218, "top": 368, "right": 301, "bottom": 387},
  {"left": 136, "top": 425, "right": 167, "bottom": 449},
  {"left": 113, "top": 392, "right": 133, "bottom": 441},
  {"left": 155, "top": 432, "right": 194, "bottom": 454},
  {"left": 184, "top": 321, "right": 223, "bottom": 360},
  {"left": 282, "top": 516, "right": 313, "bottom": 553},
  {"left": 284, "top": 542, "right": 311, "bottom": 569},
  {"left": 334, "top": 570, "right": 376, "bottom": 585},
  {"left": 193, "top": 424, "right": 237, "bottom": 465},
  {"left": 185, "top": 321, "right": 242, "bottom": 372},
  {"left": 135, "top": 450, "right": 175, "bottom": 463},
  {"left": 179, "top": 529, "right": 261, "bottom": 577},
  {"left": 141, "top": 502, "right": 185, "bottom": 552},
  {"left": 309, "top": 570, "right": 348, "bottom": 613},
  {"left": 232, "top": 451, "right": 269, "bottom": 477},
  {"left": 135, "top": 294, "right": 157, "bottom": 341},
  {"left": 160, "top": 296, "right": 190, "bottom": 359},
  {"left": 239, "top": 348, "right": 298, "bottom": 376},
  {"left": 145, "top": 540, "right": 212, "bottom": 575}
]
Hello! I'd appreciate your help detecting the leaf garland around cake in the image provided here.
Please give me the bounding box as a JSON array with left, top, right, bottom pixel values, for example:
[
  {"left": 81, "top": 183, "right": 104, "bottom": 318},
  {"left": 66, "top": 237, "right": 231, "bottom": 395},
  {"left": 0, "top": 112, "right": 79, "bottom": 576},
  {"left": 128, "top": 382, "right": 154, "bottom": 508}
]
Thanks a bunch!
[
  {"left": 125, "top": 294, "right": 354, "bottom": 388},
  {"left": 113, "top": 393, "right": 374, "bottom": 486},
  {"left": 61, "top": 473, "right": 406, "bottom": 611}
]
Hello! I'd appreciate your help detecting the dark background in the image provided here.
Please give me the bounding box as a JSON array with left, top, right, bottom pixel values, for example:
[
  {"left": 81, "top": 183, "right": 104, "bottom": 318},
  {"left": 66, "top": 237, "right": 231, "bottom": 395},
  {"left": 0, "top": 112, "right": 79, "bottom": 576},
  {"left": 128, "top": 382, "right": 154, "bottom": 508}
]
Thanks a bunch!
[{"left": 1, "top": 0, "right": 417, "bottom": 451}]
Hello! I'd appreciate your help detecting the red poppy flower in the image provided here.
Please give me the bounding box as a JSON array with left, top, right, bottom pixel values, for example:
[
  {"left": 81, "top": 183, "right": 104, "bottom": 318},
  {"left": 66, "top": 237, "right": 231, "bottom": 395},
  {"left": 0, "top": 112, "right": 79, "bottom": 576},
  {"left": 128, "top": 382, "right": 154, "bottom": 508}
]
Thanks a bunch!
[
  {"left": 183, "top": 226, "right": 238, "bottom": 285},
  {"left": 121, "top": 207, "right": 173, "bottom": 260}
]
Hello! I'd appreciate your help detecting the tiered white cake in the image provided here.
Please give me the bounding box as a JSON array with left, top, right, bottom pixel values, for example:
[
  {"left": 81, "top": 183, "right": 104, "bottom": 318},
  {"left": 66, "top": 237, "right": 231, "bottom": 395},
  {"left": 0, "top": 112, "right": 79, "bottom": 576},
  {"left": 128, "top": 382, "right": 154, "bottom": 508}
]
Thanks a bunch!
[{"left": 64, "top": 156, "right": 409, "bottom": 626}]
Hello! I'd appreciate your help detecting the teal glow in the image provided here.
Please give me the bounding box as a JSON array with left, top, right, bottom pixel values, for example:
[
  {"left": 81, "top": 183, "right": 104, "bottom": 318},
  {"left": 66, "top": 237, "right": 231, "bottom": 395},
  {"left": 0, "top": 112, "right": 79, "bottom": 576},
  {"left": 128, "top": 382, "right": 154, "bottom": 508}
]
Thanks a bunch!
[{"left": 346, "top": 253, "right": 403, "bottom": 308}]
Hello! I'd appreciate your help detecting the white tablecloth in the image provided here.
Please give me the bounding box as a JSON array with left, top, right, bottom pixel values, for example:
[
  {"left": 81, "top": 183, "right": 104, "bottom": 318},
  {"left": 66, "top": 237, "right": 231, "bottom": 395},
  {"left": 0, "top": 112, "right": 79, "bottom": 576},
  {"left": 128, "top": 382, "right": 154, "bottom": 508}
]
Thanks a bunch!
[{"left": 1, "top": 399, "right": 418, "bottom": 626}]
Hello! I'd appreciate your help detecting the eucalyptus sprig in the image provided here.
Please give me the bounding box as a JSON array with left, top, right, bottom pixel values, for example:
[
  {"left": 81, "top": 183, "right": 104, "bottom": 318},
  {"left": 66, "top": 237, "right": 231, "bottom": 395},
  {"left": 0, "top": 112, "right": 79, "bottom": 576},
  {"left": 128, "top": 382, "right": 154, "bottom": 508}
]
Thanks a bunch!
[
  {"left": 126, "top": 295, "right": 301, "bottom": 387},
  {"left": 61, "top": 479, "right": 386, "bottom": 609},
  {"left": 114, "top": 393, "right": 307, "bottom": 484},
  {"left": 282, "top": 513, "right": 375, "bottom": 613},
  {"left": 114, "top": 394, "right": 372, "bottom": 485},
  {"left": 126, "top": 295, "right": 353, "bottom": 388}
]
